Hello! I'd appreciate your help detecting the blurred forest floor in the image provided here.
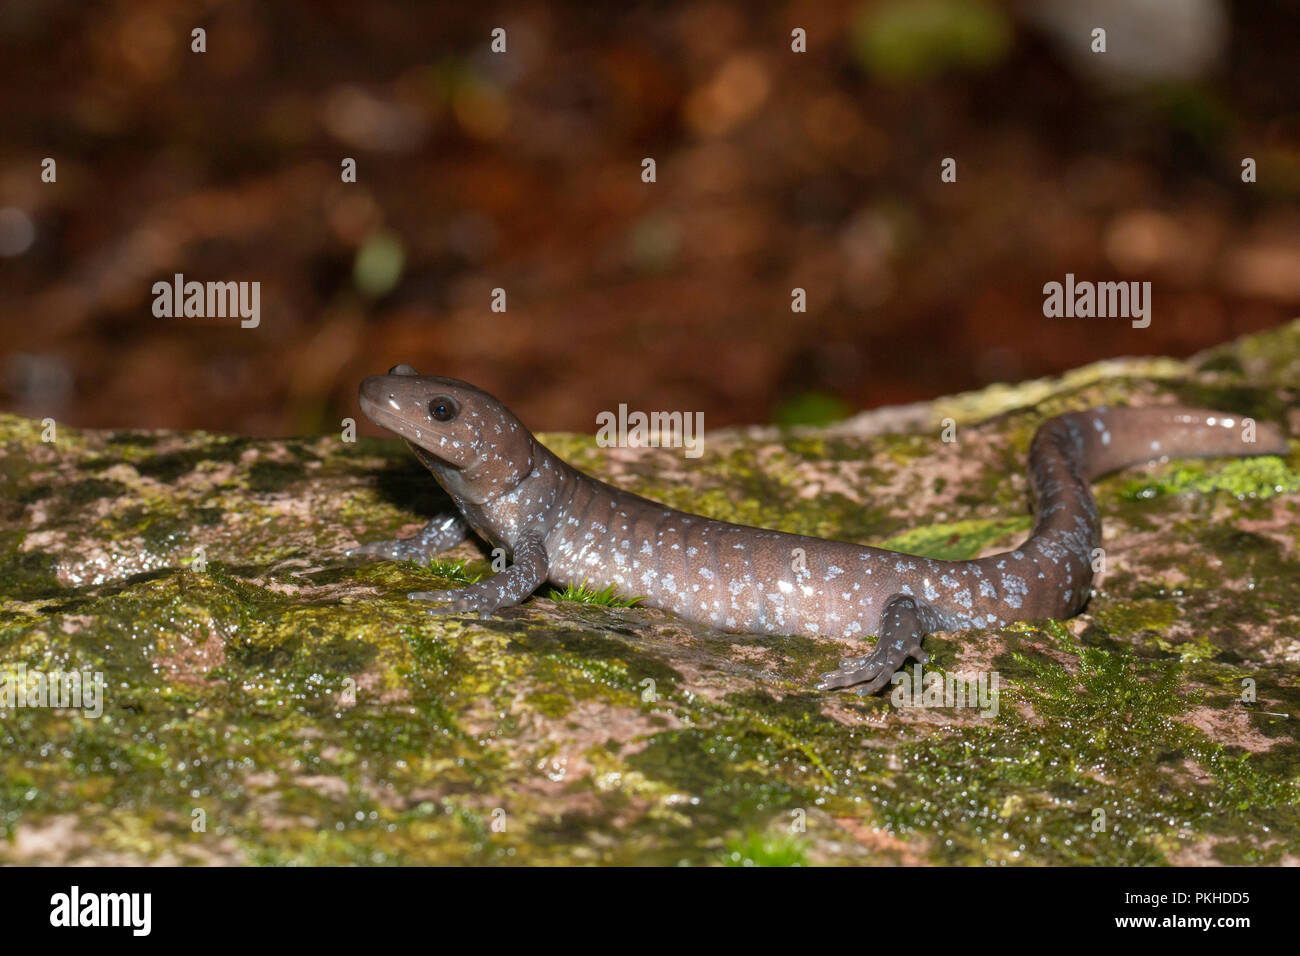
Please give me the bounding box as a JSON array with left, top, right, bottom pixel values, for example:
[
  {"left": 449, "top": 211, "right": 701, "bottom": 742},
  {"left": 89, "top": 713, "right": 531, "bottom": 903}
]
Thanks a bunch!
[{"left": 1, "top": 0, "right": 1298, "bottom": 437}]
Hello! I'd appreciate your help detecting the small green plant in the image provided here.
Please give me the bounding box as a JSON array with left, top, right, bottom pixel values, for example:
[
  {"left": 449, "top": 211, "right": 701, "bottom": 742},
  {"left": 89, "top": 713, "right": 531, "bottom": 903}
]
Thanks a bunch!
[
  {"left": 724, "top": 831, "right": 810, "bottom": 867},
  {"left": 427, "top": 558, "right": 481, "bottom": 585},
  {"left": 547, "top": 580, "right": 644, "bottom": 607},
  {"left": 773, "top": 391, "right": 852, "bottom": 427}
]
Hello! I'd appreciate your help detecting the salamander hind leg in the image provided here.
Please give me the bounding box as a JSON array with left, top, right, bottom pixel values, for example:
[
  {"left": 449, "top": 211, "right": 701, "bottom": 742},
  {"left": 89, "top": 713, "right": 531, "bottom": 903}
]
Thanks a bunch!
[{"left": 816, "top": 594, "right": 931, "bottom": 696}]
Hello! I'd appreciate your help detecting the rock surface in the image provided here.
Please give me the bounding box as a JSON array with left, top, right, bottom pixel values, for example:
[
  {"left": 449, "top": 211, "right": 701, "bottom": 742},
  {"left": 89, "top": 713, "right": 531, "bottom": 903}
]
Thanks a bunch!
[{"left": 2, "top": 322, "right": 1299, "bottom": 865}]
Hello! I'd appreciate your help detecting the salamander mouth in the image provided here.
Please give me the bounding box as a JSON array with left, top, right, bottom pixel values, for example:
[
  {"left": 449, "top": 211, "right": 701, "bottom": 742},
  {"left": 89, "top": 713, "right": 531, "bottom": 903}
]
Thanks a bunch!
[
  {"left": 358, "top": 374, "right": 466, "bottom": 467},
  {"left": 357, "top": 378, "right": 407, "bottom": 432},
  {"left": 359, "top": 376, "right": 429, "bottom": 441}
]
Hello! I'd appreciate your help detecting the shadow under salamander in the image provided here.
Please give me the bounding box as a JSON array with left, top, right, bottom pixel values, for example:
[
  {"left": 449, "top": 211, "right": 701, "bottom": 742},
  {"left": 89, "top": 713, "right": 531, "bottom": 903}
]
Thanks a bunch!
[{"left": 369, "top": 457, "right": 455, "bottom": 521}]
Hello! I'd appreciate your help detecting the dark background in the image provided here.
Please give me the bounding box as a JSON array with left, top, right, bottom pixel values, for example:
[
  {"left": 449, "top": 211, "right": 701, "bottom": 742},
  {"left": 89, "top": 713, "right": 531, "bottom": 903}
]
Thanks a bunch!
[{"left": 1, "top": 0, "right": 1298, "bottom": 438}]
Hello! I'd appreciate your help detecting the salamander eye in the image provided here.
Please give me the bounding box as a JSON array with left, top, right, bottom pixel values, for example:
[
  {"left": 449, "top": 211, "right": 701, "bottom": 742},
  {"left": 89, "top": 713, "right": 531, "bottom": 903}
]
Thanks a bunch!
[{"left": 429, "top": 396, "right": 458, "bottom": 422}]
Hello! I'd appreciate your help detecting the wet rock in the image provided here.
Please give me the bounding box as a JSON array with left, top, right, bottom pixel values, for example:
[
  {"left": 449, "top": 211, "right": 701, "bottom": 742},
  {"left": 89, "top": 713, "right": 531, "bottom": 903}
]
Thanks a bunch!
[{"left": 1, "top": 322, "right": 1298, "bottom": 864}]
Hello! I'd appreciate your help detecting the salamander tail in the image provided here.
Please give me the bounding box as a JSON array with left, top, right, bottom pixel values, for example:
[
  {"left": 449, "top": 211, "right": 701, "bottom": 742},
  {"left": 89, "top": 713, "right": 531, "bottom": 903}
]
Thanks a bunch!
[
  {"left": 1060, "top": 406, "right": 1289, "bottom": 481},
  {"left": 991, "top": 406, "right": 1290, "bottom": 620}
]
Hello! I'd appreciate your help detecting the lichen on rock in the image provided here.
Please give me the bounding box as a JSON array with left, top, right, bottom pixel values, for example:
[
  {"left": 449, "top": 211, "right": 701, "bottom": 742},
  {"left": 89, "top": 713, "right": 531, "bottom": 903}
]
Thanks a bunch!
[{"left": 2, "top": 322, "right": 1299, "bottom": 865}]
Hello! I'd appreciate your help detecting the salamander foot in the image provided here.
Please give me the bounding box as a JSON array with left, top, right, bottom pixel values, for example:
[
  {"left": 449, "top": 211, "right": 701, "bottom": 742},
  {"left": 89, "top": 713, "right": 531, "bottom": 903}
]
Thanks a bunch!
[{"left": 816, "top": 594, "right": 930, "bottom": 695}]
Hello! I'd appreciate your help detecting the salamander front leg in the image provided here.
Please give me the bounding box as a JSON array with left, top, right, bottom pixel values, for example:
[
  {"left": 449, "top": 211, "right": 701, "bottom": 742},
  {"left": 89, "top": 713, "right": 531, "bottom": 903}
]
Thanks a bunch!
[
  {"left": 347, "top": 513, "right": 469, "bottom": 562},
  {"left": 816, "top": 594, "right": 931, "bottom": 696},
  {"left": 409, "top": 535, "right": 548, "bottom": 615}
]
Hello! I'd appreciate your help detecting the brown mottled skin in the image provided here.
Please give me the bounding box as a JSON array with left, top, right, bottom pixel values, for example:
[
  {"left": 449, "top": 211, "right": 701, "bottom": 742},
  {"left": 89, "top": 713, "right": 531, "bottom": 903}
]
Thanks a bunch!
[{"left": 351, "top": 366, "right": 1289, "bottom": 694}]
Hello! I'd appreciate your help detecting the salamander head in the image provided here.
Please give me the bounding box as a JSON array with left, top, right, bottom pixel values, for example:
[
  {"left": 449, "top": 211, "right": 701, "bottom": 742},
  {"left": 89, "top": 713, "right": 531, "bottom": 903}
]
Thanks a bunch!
[{"left": 358, "top": 365, "right": 535, "bottom": 503}]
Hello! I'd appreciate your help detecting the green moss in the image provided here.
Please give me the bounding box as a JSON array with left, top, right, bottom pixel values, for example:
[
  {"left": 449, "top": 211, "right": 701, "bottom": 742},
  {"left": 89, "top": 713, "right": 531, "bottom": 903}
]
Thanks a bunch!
[
  {"left": 855, "top": 622, "right": 1300, "bottom": 865},
  {"left": 524, "top": 690, "right": 573, "bottom": 718},
  {"left": 426, "top": 558, "right": 482, "bottom": 585},
  {"left": 503, "top": 625, "right": 682, "bottom": 692},
  {"left": 547, "top": 581, "right": 644, "bottom": 608},
  {"left": 105, "top": 432, "right": 160, "bottom": 448},
  {"left": 194, "top": 507, "right": 223, "bottom": 526},
  {"left": 1090, "top": 599, "right": 1178, "bottom": 640},
  {"left": 627, "top": 726, "right": 815, "bottom": 827},
  {"left": 15, "top": 483, "right": 52, "bottom": 505},
  {"left": 875, "top": 432, "right": 942, "bottom": 466},
  {"left": 773, "top": 392, "right": 852, "bottom": 428},
  {"left": 135, "top": 443, "right": 245, "bottom": 482},
  {"left": 248, "top": 459, "right": 308, "bottom": 493},
  {"left": 1120, "top": 456, "right": 1299, "bottom": 503},
  {"left": 724, "top": 830, "right": 811, "bottom": 866},
  {"left": 0, "top": 550, "right": 63, "bottom": 600},
  {"left": 1195, "top": 353, "right": 1245, "bottom": 375},
  {"left": 64, "top": 477, "right": 128, "bottom": 505},
  {"left": 876, "top": 515, "right": 1031, "bottom": 560},
  {"left": 1152, "top": 635, "right": 1218, "bottom": 663}
]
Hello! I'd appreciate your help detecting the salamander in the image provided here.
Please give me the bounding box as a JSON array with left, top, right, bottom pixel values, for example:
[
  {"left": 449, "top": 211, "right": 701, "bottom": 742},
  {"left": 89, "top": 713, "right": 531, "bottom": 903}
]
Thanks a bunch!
[{"left": 350, "top": 365, "right": 1289, "bottom": 694}]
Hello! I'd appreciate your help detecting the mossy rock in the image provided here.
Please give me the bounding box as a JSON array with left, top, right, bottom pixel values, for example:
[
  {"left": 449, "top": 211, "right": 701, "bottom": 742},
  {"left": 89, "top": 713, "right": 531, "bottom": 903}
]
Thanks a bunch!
[{"left": 2, "top": 322, "right": 1299, "bottom": 865}]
